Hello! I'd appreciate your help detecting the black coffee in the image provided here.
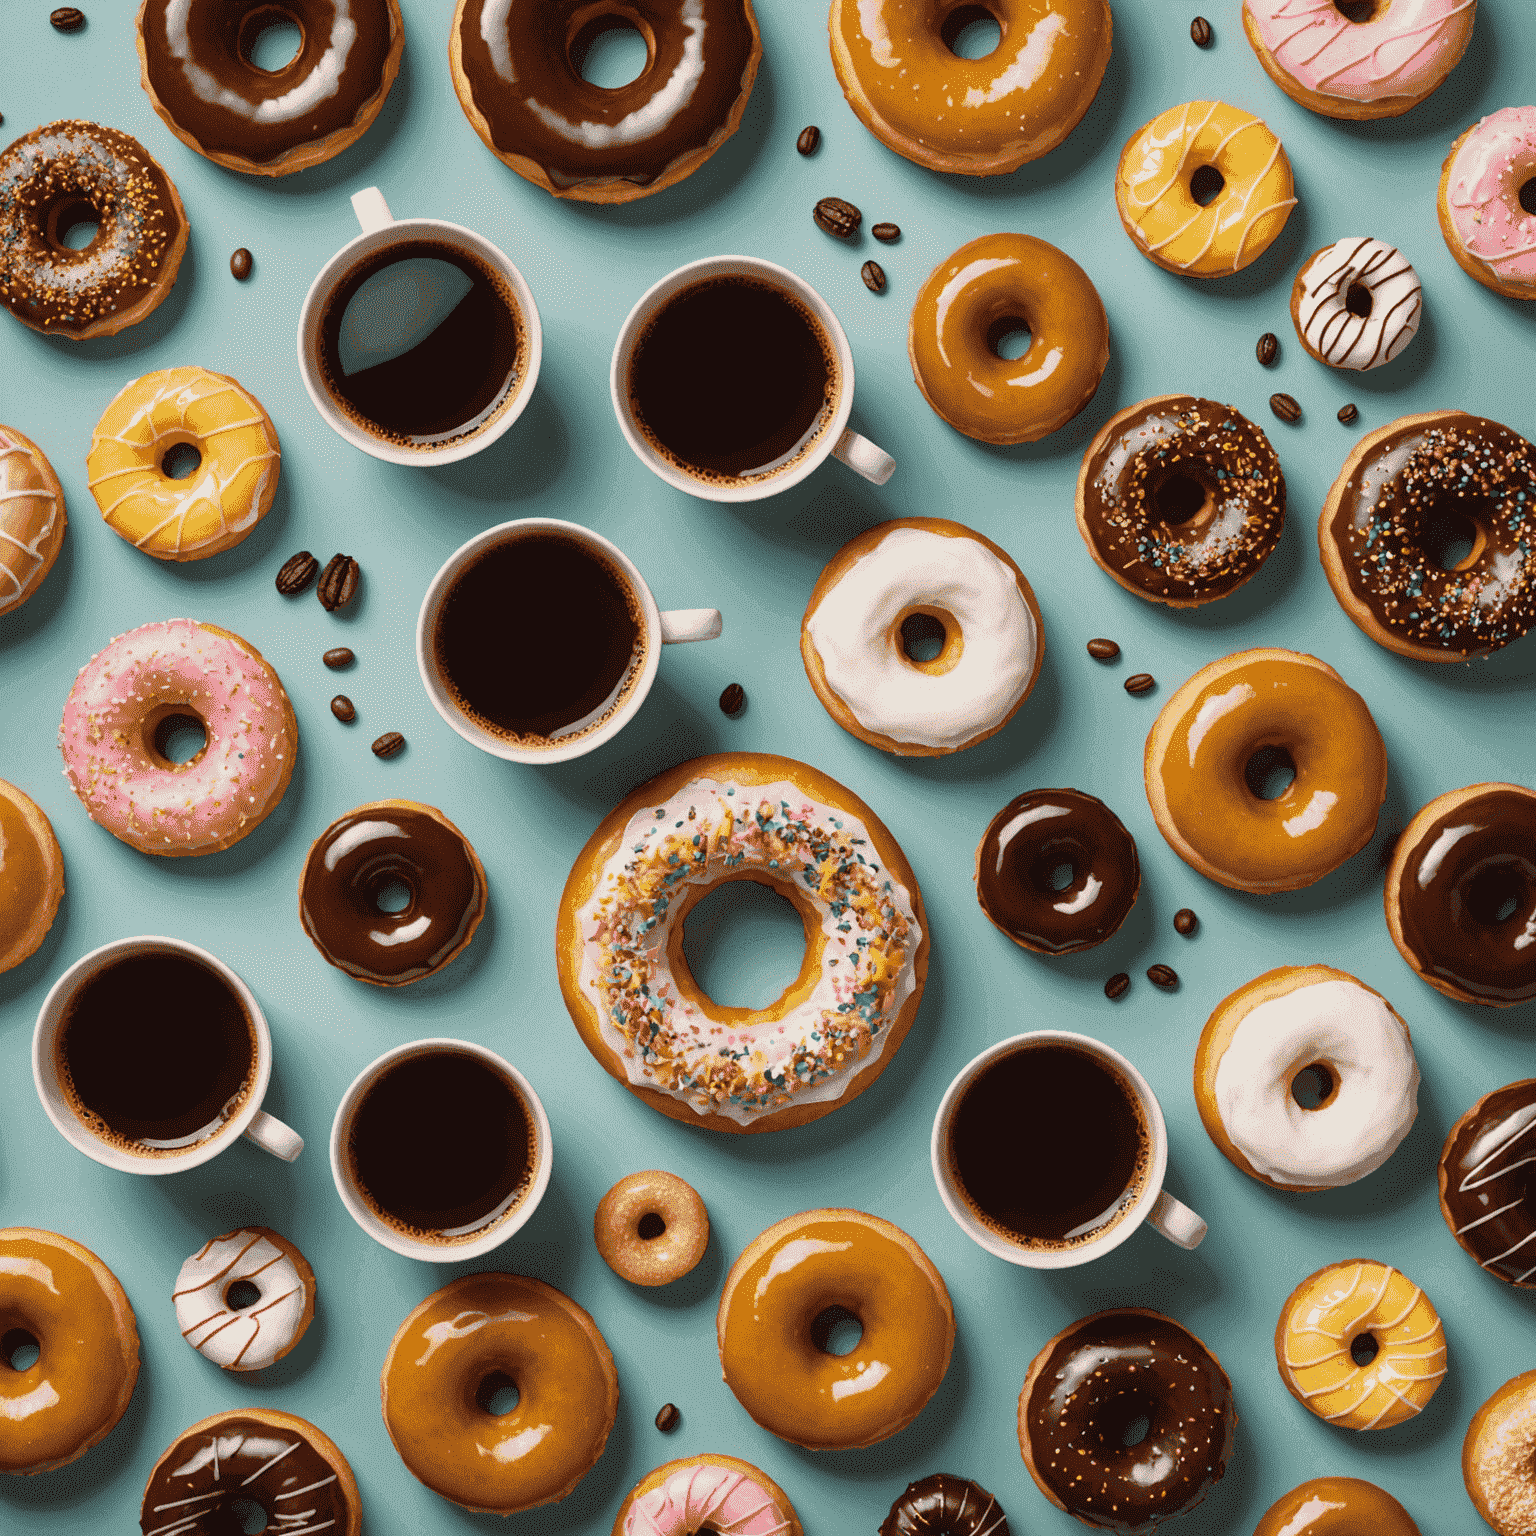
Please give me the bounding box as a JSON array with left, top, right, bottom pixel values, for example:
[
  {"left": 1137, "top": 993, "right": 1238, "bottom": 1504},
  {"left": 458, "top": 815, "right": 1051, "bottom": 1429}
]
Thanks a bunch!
[
  {"left": 348, "top": 1049, "right": 536, "bottom": 1243},
  {"left": 433, "top": 531, "right": 645, "bottom": 745},
  {"left": 628, "top": 275, "right": 839, "bottom": 483},
  {"left": 57, "top": 952, "right": 257, "bottom": 1153},
  {"left": 948, "top": 1043, "right": 1150, "bottom": 1249},
  {"left": 318, "top": 238, "right": 524, "bottom": 449}
]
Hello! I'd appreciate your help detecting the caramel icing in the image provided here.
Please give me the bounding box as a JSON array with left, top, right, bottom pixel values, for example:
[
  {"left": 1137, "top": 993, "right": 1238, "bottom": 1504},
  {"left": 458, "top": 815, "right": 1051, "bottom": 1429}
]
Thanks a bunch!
[
  {"left": 1440, "top": 1080, "right": 1536, "bottom": 1286},
  {"left": 0, "top": 426, "right": 65, "bottom": 615},
  {"left": 1252, "top": 1477, "right": 1422, "bottom": 1536},
  {"left": 0, "top": 782, "right": 60, "bottom": 972}
]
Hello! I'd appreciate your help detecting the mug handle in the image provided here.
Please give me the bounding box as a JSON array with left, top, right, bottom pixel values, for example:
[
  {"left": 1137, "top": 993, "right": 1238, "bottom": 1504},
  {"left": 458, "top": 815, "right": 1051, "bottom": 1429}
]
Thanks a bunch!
[
  {"left": 243, "top": 1109, "right": 304, "bottom": 1163},
  {"left": 832, "top": 427, "right": 895, "bottom": 486},
  {"left": 1148, "top": 1189, "right": 1207, "bottom": 1250},
  {"left": 659, "top": 608, "right": 723, "bottom": 644},
  {"left": 351, "top": 186, "right": 394, "bottom": 235}
]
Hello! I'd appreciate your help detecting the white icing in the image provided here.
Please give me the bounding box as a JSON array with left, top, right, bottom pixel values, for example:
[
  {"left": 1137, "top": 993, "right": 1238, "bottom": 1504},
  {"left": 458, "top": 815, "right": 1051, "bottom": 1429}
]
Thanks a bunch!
[
  {"left": 173, "top": 1230, "right": 308, "bottom": 1372},
  {"left": 1296, "top": 237, "right": 1421, "bottom": 371}
]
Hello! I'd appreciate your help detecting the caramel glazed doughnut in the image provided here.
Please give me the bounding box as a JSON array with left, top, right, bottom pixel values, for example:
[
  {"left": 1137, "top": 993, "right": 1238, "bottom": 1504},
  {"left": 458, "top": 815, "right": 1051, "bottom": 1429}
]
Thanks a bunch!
[
  {"left": 613, "top": 1455, "right": 803, "bottom": 1536},
  {"left": 0, "top": 425, "right": 66, "bottom": 617},
  {"left": 1465, "top": 1370, "right": 1536, "bottom": 1536},
  {"left": 1252, "top": 1478, "right": 1422, "bottom": 1536},
  {"left": 0, "top": 778, "right": 65, "bottom": 977}
]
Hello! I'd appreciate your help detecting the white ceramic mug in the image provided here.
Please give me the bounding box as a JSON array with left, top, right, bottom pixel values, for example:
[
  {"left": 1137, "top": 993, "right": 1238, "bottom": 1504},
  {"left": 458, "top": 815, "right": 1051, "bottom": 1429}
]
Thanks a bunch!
[
  {"left": 416, "top": 516, "right": 722, "bottom": 765},
  {"left": 32, "top": 936, "right": 303, "bottom": 1175},
  {"left": 296, "top": 187, "right": 543, "bottom": 466},
  {"left": 610, "top": 254, "right": 895, "bottom": 503},
  {"left": 931, "top": 1030, "right": 1206, "bottom": 1268},
  {"left": 329, "top": 1038, "right": 552, "bottom": 1262}
]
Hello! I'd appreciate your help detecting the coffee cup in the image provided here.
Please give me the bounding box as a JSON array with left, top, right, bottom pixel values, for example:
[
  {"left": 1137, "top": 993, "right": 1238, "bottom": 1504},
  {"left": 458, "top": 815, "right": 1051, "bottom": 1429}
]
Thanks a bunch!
[
  {"left": 329, "top": 1038, "right": 552, "bottom": 1262},
  {"left": 32, "top": 936, "right": 303, "bottom": 1175},
  {"left": 296, "top": 187, "right": 543, "bottom": 466},
  {"left": 931, "top": 1030, "right": 1206, "bottom": 1269},
  {"left": 610, "top": 254, "right": 895, "bottom": 503},
  {"left": 417, "top": 516, "right": 722, "bottom": 765}
]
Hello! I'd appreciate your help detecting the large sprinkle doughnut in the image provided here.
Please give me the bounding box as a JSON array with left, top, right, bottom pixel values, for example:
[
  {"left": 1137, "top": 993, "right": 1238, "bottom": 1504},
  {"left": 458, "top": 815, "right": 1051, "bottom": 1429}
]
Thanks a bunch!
[
  {"left": 557, "top": 753, "right": 926, "bottom": 1134},
  {"left": 1438, "top": 1079, "right": 1536, "bottom": 1287},
  {"left": 801, "top": 518, "right": 1043, "bottom": 755},
  {"left": 1253, "top": 1477, "right": 1422, "bottom": 1536},
  {"left": 908, "top": 234, "right": 1109, "bottom": 444},
  {"left": 1440, "top": 107, "right": 1536, "bottom": 300},
  {"left": 880, "top": 1474, "right": 1010, "bottom": 1536},
  {"left": 0, "top": 779, "right": 64, "bottom": 976},
  {"left": 1291, "top": 237, "right": 1423, "bottom": 371},
  {"left": 60, "top": 618, "right": 297, "bottom": 857},
  {"left": 1194, "top": 965, "right": 1419, "bottom": 1191},
  {"left": 612, "top": 1454, "right": 803, "bottom": 1536},
  {"left": 717, "top": 1208, "right": 954, "bottom": 1451},
  {"left": 0, "top": 425, "right": 66, "bottom": 616},
  {"left": 594, "top": 1170, "right": 709, "bottom": 1287},
  {"left": 173, "top": 1227, "right": 316, "bottom": 1372},
  {"left": 1464, "top": 1370, "right": 1536, "bottom": 1536}
]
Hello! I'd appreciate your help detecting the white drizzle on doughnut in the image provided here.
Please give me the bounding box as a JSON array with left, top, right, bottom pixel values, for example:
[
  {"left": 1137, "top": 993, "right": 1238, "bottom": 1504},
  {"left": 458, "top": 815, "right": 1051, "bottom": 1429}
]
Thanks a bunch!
[
  {"left": 1296, "top": 237, "right": 1421, "bottom": 370},
  {"left": 173, "top": 1230, "right": 309, "bottom": 1372},
  {"left": 0, "top": 433, "right": 61, "bottom": 614}
]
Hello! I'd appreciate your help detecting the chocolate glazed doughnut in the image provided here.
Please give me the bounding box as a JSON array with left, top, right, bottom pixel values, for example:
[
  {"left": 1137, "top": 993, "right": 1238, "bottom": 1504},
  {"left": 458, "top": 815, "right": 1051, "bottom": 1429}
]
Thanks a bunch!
[
  {"left": 1440, "top": 1080, "right": 1536, "bottom": 1287},
  {"left": 880, "top": 1474, "right": 1011, "bottom": 1536}
]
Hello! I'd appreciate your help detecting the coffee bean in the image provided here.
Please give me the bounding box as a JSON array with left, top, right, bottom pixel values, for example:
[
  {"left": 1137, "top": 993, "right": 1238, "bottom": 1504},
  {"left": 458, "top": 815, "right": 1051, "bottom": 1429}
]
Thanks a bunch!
[
  {"left": 1124, "top": 672, "right": 1155, "bottom": 695},
  {"left": 1174, "top": 908, "right": 1198, "bottom": 936},
  {"left": 796, "top": 125, "right": 820, "bottom": 156},
  {"left": 1105, "top": 972, "right": 1131, "bottom": 1001},
  {"left": 861, "top": 260, "right": 887, "bottom": 294},
  {"left": 1190, "top": 15, "right": 1213, "bottom": 46},
  {"left": 51, "top": 8, "right": 86, "bottom": 32},
  {"left": 371, "top": 731, "right": 405, "bottom": 759},
  {"left": 1147, "top": 963, "right": 1179, "bottom": 989},
  {"left": 871, "top": 222, "right": 901, "bottom": 243},
  {"left": 1338, "top": 402, "right": 1359, "bottom": 424},
  {"left": 1270, "top": 392, "right": 1302, "bottom": 423},
  {"left": 1087, "top": 637, "right": 1120, "bottom": 661},
  {"left": 814, "top": 197, "right": 861, "bottom": 240},
  {"left": 330, "top": 695, "right": 356, "bottom": 723},
  {"left": 1256, "top": 331, "right": 1278, "bottom": 366},
  {"left": 230, "top": 247, "right": 252, "bottom": 281},
  {"left": 655, "top": 1403, "right": 681, "bottom": 1433},
  {"left": 323, "top": 647, "right": 355, "bottom": 670},
  {"left": 318, "top": 553, "right": 360, "bottom": 611},
  {"left": 275, "top": 551, "right": 318, "bottom": 596},
  {"left": 719, "top": 682, "right": 745, "bottom": 716}
]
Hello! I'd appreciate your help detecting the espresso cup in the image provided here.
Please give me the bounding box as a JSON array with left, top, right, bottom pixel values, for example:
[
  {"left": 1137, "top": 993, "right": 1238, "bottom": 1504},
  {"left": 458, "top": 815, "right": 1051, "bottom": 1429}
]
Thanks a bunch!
[
  {"left": 417, "top": 516, "right": 722, "bottom": 765},
  {"left": 329, "top": 1038, "right": 552, "bottom": 1262},
  {"left": 32, "top": 936, "right": 303, "bottom": 1175},
  {"left": 931, "top": 1030, "right": 1206, "bottom": 1269},
  {"left": 610, "top": 254, "right": 895, "bottom": 503},
  {"left": 296, "top": 187, "right": 543, "bottom": 466}
]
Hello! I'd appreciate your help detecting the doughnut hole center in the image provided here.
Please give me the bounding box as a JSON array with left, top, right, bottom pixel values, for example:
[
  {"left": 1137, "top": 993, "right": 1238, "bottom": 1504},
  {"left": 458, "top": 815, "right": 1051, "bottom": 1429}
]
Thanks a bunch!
[
  {"left": 1334, "top": 0, "right": 1383, "bottom": 22},
  {"left": 637, "top": 1211, "right": 666, "bottom": 1241},
  {"left": 1350, "top": 1332, "right": 1380, "bottom": 1367},
  {"left": 811, "top": 1305, "right": 863, "bottom": 1357},
  {"left": 161, "top": 441, "right": 203, "bottom": 481},
  {"left": 1418, "top": 497, "right": 1488, "bottom": 573},
  {"left": 680, "top": 879, "right": 807, "bottom": 1011},
  {"left": 1151, "top": 471, "right": 1212, "bottom": 531},
  {"left": 226, "top": 1279, "right": 263, "bottom": 1311},
  {"left": 2, "top": 1329, "right": 40, "bottom": 1372},
  {"left": 941, "top": 4, "right": 1003, "bottom": 59},
  {"left": 986, "top": 315, "right": 1033, "bottom": 362},
  {"left": 476, "top": 1370, "right": 521, "bottom": 1417},
  {"left": 239, "top": 7, "right": 305, "bottom": 73},
  {"left": 229, "top": 1499, "right": 270, "bottom": 1536},
  {"left": 374, "top": 878, "right": 414, "bottom": 915},
  {"left": 1189, "top": 164, "right": 1226, "bottom": 208},
  {"left": 46, "top": 196, "right": 102, "bottom": 254},
  {"left": 896, "top": 606, "right": 966, "bottom": 681},
  {"left": 1291, "top": 1063, "right": 1337, "bottom": 1111},
  {"left": 1101, "top": 1396, "right": 1154, "bottom": 1450},
  {"left": 569, "top": 8, "right": 655, "bottom": 89},
  {"left": 1244, "top": 744, "right": 1297, "bottom": 801},
  {"left": 1520, "top": 178, "right": 1536, "bottom": 217},
  {"left": 148, "top": 708, "right": 209, "bottom": 769},
  {"left": 1345, "top": 282, "right": 1373, "bottom": 319},
  {"left": 1467, "top": 862, "right": 1526, "bottom": 927}
]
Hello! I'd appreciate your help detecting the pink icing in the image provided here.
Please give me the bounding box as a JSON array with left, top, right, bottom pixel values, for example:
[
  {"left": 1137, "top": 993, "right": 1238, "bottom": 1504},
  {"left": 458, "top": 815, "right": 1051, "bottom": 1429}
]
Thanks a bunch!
[
  {"left": 1244, "top": 0, "right": 1474, "bottom": 102},
  {"left": 623, "top": 1464, "right": 793, "bottom": 1536},
  {"left": 1446, "top": 106, "right": 1536, "bottom": 288},
  {"left": 59, "top": 618, "right": 294, "bottom": 853}
]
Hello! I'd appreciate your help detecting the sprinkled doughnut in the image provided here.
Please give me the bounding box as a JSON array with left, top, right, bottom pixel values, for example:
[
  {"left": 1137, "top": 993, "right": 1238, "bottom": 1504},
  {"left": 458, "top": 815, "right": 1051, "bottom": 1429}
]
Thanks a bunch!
[
  {"left": 0, "top": 425, "right": 66, "bottom": 616},
  {"left": 1291, "top": 237, "right": 1422, "bottom": 371},
  {"left": 612, "top": 1454, "right": 803, "bottom": 1536},
  {"left": 594, "top": 1170, "right": 709, "bottom": 1287},
  {"left": 880, "top": 1474, "right": 1011, "bottom": 1536},
  {"left": 1464, "top": 1370, "right": 1536, "bottom": 1536},
  {"left": 1253, "top": 1477, "right": 1422, "bottom": 1536},
  {"left": 0, "top": 779, "right": 64, "bottom": 977},
  {"left": 173, "top": 1227, "right": 315, "bottom": 1372},
  {"left": 1439, "top": 1079, "right": 1536, "bottom": 1287},
  {"left": 1440, "top": 107, "right": 1536, "bottom": 301}
]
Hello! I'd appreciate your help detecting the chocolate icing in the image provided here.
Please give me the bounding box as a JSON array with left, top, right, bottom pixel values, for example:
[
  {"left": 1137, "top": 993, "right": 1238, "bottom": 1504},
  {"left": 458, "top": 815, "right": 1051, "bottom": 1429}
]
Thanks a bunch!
[
  {"left": 880, "top": 1473, "right": 1010, "bottom": 1536},
  {"left": 1394, "top": 786, "right": 1536, "bottom": 1004},
  {"left": 1440, "top": 1079, "right": 1536, "bottom": 1287},
  {"left": 976, "top": 789, "right": 1139, "bottom": 953}
]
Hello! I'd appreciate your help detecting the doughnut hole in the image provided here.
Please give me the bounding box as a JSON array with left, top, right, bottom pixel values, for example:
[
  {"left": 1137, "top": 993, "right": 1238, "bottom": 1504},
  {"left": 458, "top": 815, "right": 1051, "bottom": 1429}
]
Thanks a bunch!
[
  {"left": 1416, "top": 495, "right": 1488, "bottom": 573},
  {"left": 238, "top": 7, "right": 305, "bottom": 73},
  {"left": 1465, "top": 859, "right": 1528, "bottom": 928},
  {"left": 45, "top": 195, "right": 103, "bottom": 255},
  {"left": 476, "top": 1369, "right": 521, "bottom": 1417},
  {"left": 569, "top": 7, "right": 656, "bottom": 89},
  {"left": 1149, "top": 469, "right": 1215, "bottom": 534},
  {"left": 985, "top": 314, "right": 1033, "bottom": 362},
  {"left": 161, "top": 441, "right": 204, "bottom": 481},
  {"left": 1350, "top": 1332, "right": 1380, "bottom": 1367},
  {"left": 678, "top": 875, "right": 815, "bottom": 1012},
  {"left": 896, "top": 605, "right": 965, "bottom": 675},
  {"left": 2, "top": 1328, "right": 41, "bottom": 1372},
  {"left": 636, "top": 1211, "right": 666, "bottom": 1240},
  {"left": 373, "top": 877, "right": 414, "bottom": 916},
  {"left": 1189, "top": 164, "right": 1225, "bottom": 208},
  {"left": 1291, "top": 1063, "right": 1338, "bottom": 1111},
  {"left": 1345, "top": 282, "right": 1373, "bottom": 319},
  {"left": 1334, "top": 0, "right": 1382, "bottom": 21},
  {"left": 226, "top": 1279, "right": 263, "bottom": 1311},
  {"left": 941, "top": 4, "right": 1003, "bottom": 60},
  {"left": 229, "top": 1498, "right": 270, "bottom": 1535},
  {"left": 1244, "top": 744, "right": 1297, "bottom": 802},
  {"left": 1520, "top": 178, "right": 1536, "bottom": 217},
  {"left": 810, "top": 1304, "right": 863, "bottom": 1357},
  {"left": 1099, "top": 1393, "right": 1156, "bottom": 1453},
  {"left": 145, "top": 705, "right": 209, "bottom": 769}
]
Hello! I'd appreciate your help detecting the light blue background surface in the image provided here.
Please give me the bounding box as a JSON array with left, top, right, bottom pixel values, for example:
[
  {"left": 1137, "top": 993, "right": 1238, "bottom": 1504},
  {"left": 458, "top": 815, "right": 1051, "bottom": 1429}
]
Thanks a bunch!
[{"left": 2, "top": 2, "right": 1534, "bottom": 1531}]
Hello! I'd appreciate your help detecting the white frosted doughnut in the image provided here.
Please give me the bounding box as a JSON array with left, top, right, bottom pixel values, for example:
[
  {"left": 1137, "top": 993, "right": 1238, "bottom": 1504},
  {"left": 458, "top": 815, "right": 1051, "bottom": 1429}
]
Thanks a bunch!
[
  {"left": 173, "top": 1228, "right": 313, "bottom": 1372},
  {"left": 1294, "top": 237, "right": 1421, "bottom": 371}
]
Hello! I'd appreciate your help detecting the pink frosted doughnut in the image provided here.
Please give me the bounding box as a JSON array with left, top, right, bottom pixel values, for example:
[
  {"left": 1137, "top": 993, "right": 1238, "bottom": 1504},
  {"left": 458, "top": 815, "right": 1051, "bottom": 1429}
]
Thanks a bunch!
[
  {"left": 59, "top": 618, "right": 296, "bottom": 857},
  {"left": 613, "top": 1457, "right": 802, "bottom": 1536},
  {"left": 1440, "top": 106, "right": 1536, "bottom": 300}
]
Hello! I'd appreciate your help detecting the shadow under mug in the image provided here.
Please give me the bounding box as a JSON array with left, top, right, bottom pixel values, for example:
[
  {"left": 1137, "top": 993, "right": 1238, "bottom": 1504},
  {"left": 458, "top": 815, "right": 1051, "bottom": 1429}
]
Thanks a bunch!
[
  {"left": 32, "top": 936, "right": 303, "bottom": 1175},
  {"left": 609, "top": 254, "right": 895, "bottom": 503},
  {"left": 931, "top": 1029, "right": 1207, "bottom": 1269}
]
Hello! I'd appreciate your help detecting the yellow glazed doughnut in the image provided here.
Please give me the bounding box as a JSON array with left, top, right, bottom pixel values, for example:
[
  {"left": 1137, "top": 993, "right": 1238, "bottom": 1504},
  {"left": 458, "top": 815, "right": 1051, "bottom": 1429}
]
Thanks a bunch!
[
  {"left": 86, "top": 367, "right": 279, "bottom": 562},
  {"left": 594, "top": 1171, "right": 709, "bottom": 1287},
  {"left": 1464, "top": 1370, "right": 1536, "bottom": 1536},
  {"left": 0, "top": 425, "right": 66, "bottom": 617},
  {"left": 0, "top": 779, "right": 64, "bottom": 976},
  {"left": 1116, "top": 101, "right": 1297, "bottom": 278}
]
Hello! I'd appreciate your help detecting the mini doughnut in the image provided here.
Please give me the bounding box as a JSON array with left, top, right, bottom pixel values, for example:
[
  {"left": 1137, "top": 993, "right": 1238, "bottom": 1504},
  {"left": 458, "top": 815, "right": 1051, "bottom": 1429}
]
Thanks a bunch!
[
  {"left": 1440, "top": 107, "right": 1536, "bottom": 300},
  {"left": 1464, "top": 1370, "right": 1536, "bottom": 1536},
  {"left": 381, "top": 1271, "right": 618, "bottom": 1514},
  {"left": 1386, "top": 783, "right": 1536, "bottom": 1006},
  {"left": 716, "top": 1208, "right": 954, "bottom": 1450},
  {"left": 0, "top": 1227, "right": 139, "bottom": 1475},
  {"left": 1275, "top": 1260, "right": 1447, "bottom": 1431},
  {"left": 173, "top": 1227, "right": 315, "bottom": 1372},
  {"left": 60, "top": 618, "right": 298, "bottom": 857},
  {"left": 1077, "top": 394, "right": 1286, "bottom": 607},
  {"left": 1243, "top": 0, "right": 1476, "bottom": 121},
  {"left": 0, "top": 425, "right": 66, "bottom": 616},
  {"left": 594, "top": 1170, "right": 709, "bottom": 1287},
  {"left": 829, "top": 0, "right": 1112, "bottom": 175},
  {"left": 137, "top": 0, "right": 404, "bottom": 176},
  {"left": 1116, "top": 101, "right": 1297, "bottom": 278},
  {"left": 612, "top": 1454, "right": 803, "bottom": 1536},
  {"left": 299, "top": 800, "right": 487, "bottom": 986},
  {"left": 1017, "top": 1307, "right": 1236, "bottom": 1530},
  {"left": 1439, "top": 1079, "right": 1536, "bottom": 1287},
  {"left": 1318, "top": 411, "right": 1536, "bottom": 661},
  {"left": 451, "top": 0, "right": 762, "bottom": 203},
  {"left": 1193, "top": 965, "right": 1419, "bottom": 1191},
  {"left": 557, "top": 753, "right": 927, "bottom": 1133},
  {"left": 87, "top": 367, "right": 280, "bottom": 562},
  {"left": 1291, "top": 238, "right": 1422, "bottom": 370},
  {"left": 880, "top": 1473, "right": 1011, "bottom": 1536},
  {"left": 1253, "top": 1477, "right": 1422, "bottom": 1536},
  {"left": 1144, "top": 648, "right": 1388, "bottom": 894},
  {"left": 908, "top": 234, "right": 1109, "bottom": 444},
  {"left": 0, "top": 780, "right": 64, "bottom": 977},
  {"left": 800, "top": 518, "right": 1043, "bottom": 755}
]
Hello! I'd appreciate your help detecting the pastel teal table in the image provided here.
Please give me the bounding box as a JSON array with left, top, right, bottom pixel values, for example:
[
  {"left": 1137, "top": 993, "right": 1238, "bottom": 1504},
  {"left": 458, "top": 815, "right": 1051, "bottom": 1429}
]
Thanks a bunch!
[{"left": 2, "top": 3, "right": 1534, "bottom": 1532}]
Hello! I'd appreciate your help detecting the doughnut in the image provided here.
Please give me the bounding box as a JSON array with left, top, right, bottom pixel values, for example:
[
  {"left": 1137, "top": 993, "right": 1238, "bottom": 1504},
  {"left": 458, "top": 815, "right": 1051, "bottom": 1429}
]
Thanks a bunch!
[
  {"left": 1439, "top": 1079, "right": 1536, "bottom": 1286},
  {"left": 828, "top": 0, "right": 1112, "bottom": 176},
  {"left": 172, "top": 1227, "right": 315, "bottom": 1372},
  {"left": 1439, "top": 107, "right": 1536, "bottom": 300},
  {"left": 800, "top": 518, "right": 1043, "bottom": 755},
  {"left": 1291, "top": 238, "right": 1422, "bottom": 371},
  {"left": 1017, "top": 1307, "right": 1235, "bottom": 1530},
  {"left": 450, "top": 0, "right": 762, "bottom": 203},
  {"left": 974, "top": 788, "right": 1139, "bottom": 955},
  {"left": 907, "top": 234, "right": 1109, "bottom": 444},
  {"left": 1318, "top": 411, "right": 1536, "bottom": 661},
  {"left": 1144, "top": 648, "right": 1388, "bottom": 894},
  {"left": 1243, "top": 0, "right": 1476, "bottom": 121},
  {"left": 717, "top": 1208, "right": 954, "bottom": 1450},
  {"left": 594, "top": 1170, "right": 709, "bottom": 1287},
  {"left": 1253, "top": 1477, "right": 1422, "bottom": 1536},
  {"left": 1076, "top": 394, "right": 1286, "bottom": 607},
  {"left": 1385, "top": 783, "right": 1536, "bottom": 1006},
  {"left": 880, "top": 1474, "right": 1010, "bottom": 1536},
  {"left": 612, "top": 1454, "right": 803, "bottom": 1536},
  {"left": 0, "top": 120, "right": 189, "bottom": 341},
  {"left": 381, "top": 1271, "right": 618, "bottom": 1514},
  {"left": 60, "top": 618, "right": 298, "bottom": 857},
  {"left": 1193, "top": 965, "right": 1419, "bottom": 1192},
  {"left": 137, "top": 0, "right": 404, "bottom": 176},
  {"left": 0, "top": 1227, "right": 139, "bottom": 1474},
  {"left": 87, "top": 367, "right": 280, "bottom": 562},
  {"left": 139, "top": 1407, "right": 360, "bottom": 1535},
  {"left": 1275, "top": 1260, "right": 1447, "bottom": 1430},
  {"left": 299, "top": 799, "right": 487, "bottom": 986},
  {"left": 0, "top": 779, "right": 64, "bottom": 977},
  {"left": 0, "top": 425, "right": 66, "bottom": 616},
  {"left": 1116, "top": 101, "right": 1297, "bottom": 278},
  {"left": 1464, "top": 1370, "right": 1536, "bottom": 1536},
  {"left": 556, "top": 753, "right": 927, "bottom": 1134}
]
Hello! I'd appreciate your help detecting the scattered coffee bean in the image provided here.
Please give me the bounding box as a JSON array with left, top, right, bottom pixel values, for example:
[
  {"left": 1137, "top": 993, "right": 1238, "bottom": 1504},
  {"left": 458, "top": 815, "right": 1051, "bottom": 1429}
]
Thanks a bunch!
[
  {"left": 51, "top": 8, "right": 86, "bottom": 32},
  {"left": 719, "top": 682, "right": 745, "bottom": 716},
  {"left": 230, "top": 247, "right": 253, "bottom": 281},
  {"left": 1270, "top": 392, "right": 1302, "bottom": 424},
  {"left": 330, "top": 695, "right": 356, "bottom": 723},
  {"left": 1190, "top": 16, "right": 1213, "bottom": 47},
  {"left": 796, "top": 125, "right": 820, "bottom": 156},
  {"left": 275, "top": 551, "right": 318, "bottom": 596},
  {"left": 1338, "top": 402, "right": 1359, "bottom": 424},
  {"left": 1087, "top": 637, "right": 1120, "bottom": 661},
  {"left": 655, "top": 1403, "right": 681, "bottom": 1433},
  {"left": 1124, "top": 672, "right": 1155, "bottom": 695},
  {"left": 1256, "top": 331, "right": 1278, "bottom": 366},
  {"left": 1174, "top": 908, "right": 1199, "bottom": 936},
  {"left": 318, "top": 553, "right": 360, "bottom": 611},
  {"left": 371, "top": 731, "right": 405, "bottom": 759},
  {"left": 1105, "top": 972, "right": 1131, "bottom": 1001},
  {"left": 322, "top": 647, "right": 355, "bottom": 670},
  {"left": 1147, "top": 963, "right": 1179, "bottom": 989},
  {"left": 813, "top": 196, "right": 861, "bottom": 240},
  {"left": 861, "top": 260, "right": 887, "bottom": 294},
  {"left": 871, "top": 222, "right": 901, "bottom": 243}
]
